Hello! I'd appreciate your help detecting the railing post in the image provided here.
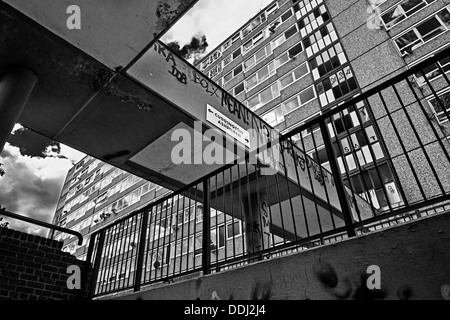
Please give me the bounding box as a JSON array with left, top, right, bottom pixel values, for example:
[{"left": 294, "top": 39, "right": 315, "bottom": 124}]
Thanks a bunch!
[
  {"left": 202, "top": 180, "right": 211, "bottom": 275},
  {"left": 134, "top": 210, "right": 149, "bottom": 292},
  {"left": 88, "top": 230, "right": 106, "bottom": 298},
  {"left": 80, "top": 232, "right": 97, "bottom": 300},
  {"left": 319, "top": 121, "right": 356, "bottom": 238}
]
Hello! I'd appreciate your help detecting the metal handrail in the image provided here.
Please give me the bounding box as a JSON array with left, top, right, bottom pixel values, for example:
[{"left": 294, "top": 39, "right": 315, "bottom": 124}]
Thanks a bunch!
[{"left": 0, "top": 209, "right": 83, "bottom": 245}]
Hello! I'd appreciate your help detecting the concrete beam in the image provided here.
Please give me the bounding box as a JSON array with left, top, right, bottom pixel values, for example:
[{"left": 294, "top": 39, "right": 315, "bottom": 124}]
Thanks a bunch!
[{"left": 0, "top": 66, "right": 37, "bottom": 152}]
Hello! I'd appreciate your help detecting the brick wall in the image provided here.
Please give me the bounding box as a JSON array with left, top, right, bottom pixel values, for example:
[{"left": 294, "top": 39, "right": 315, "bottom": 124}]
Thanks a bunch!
[{"left": 0, "top": 227, "right": 85, "bottom": 300}]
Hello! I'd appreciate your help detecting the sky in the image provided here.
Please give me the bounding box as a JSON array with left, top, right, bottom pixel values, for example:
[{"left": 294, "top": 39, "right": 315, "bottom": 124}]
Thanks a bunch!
[
  {"left": 0, "top": 0, "right": 273, "bottom": 237},
  {"left": 0, "top": 124, "right": 85, "bottom": 236},
  {"left": 162, "top": 0, "right": 274, "bottom": 55}
]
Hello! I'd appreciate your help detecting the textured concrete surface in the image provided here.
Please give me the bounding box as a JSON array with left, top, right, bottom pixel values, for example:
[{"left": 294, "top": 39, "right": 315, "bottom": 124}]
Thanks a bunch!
[{"left": 107, "top": 212, "right": 450, "bottom": 300}]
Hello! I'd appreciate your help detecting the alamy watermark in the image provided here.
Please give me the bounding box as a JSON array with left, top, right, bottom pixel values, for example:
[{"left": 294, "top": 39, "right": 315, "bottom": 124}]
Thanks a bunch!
[
  {"left": 66, "top": 5, "right": 81, "bottom": 30},
  {"left": 366, "top": 0, "right": 385, "bottom": 30},
  {"left": 170, "top": 121, "right": 282, "bottom": 176},
  {"left": 66, "top": 265, "right": 81, "bottom": 290}
]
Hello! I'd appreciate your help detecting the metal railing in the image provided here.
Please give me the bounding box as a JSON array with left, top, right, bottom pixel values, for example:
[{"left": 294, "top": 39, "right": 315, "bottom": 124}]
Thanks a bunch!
[
  {"left": 82, "top": 46, "right": 450, "bottom": 299},
  {"left": 0, "top": 208, "right": 83, "bottom": 245}
]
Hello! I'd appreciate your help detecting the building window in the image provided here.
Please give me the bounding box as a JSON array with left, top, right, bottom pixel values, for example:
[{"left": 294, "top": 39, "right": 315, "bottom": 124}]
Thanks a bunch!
[
  {"left": 279, "top": 62, "right": 310, "bottom": 89},
  {"left": 297, "top": 4, "right": 330, "bottom": 38},
  {"left": 329, "top": 101, "right": 370, "bottom": 138},
  {"left": 224, "top": 71, "right": 233, "bottom": 83},
  {"left": 266, "top": 2, "right": 279, "bottom": 16},
  {"left": 244, "top": 43, "right": 273, "bottom": 71},
  {"left": 243, "top": 30, "right": 268, "bottom": 54},
  {"left": 226, "top": 221, "right": 241, "bottom": 239},
  {"left": 175, "top": 236, "right": 194, "bottom": 257},
  {"left": 234, "top": 82, "right": 245, "bottom": 96},
  {"left": 274, "top": 52, "right": 290, "bottom": 69},
  {"left": 95, "top": 192, "right": 108, "bottom": 207},
  {"left": 232, "top": 33, "right": 241, "bottom": 43},
  {"left": 412, "top": 54, "right": 450, "bottom": 86},
  {"left": 333, "top": 126, "right": 384, "bottom": 174},
  {"left": 247, "top": 83, "right": 280, "bottom": 111},
  {"left": 344, "top": 164, "right": 402, "bottom": 210},
  {"left": 303, "top": 23, "right": 338, "bottom": 57},
  {"left": 394, "top": 7, "right": 450, "bottom": 56},
  {"left": 201, "top": 49, "right": 222, "bottom": 71},
  {"left": 281, "top": 8, "right": 293, "bottom": 22},
  {"left": 242, "top": 12, "right": 266, "bottom": 38},
  {"left": 245, "top": 61, "right": 276, "bottom": 91},
  {"left": 222, "top": 39, "right": 232, "bottom": 52},
  {"left": 150, "top": 246, "right": 171, "bottom": 270},
  {"left": 293, "top": 0, "right": 325, "bottom": 19},
  {"left": 211, "top": 225, "right": 226, "bottom": 249},
  {"left": 262, "top": 86, "right": 316, "bottom": 126},
  {"left": 428, "top": 88, "right": 450, "bottom": 123},
  {"left": 74, "top": 160, "right": 85, "bottom": 172},
  {"left": 316, "top": 66, "right": 358, "bottom": 108},
  {"left": 223, "top": 48, "right": 242, "bottom": 68},
  {"left": 209, "top": 63, "right": 222, "bottom": 78},
  {"left": 310, "top": 43, "right": 347, "bottom": 81},
  {"left": 288, "top": 42, "right": 303, "bottom": 58},
  {"left": 381, "top": 0, "right": 437, "bottom": 30},
  {"left": 273, "top": 25, "right": 298, "bottom": 49}
]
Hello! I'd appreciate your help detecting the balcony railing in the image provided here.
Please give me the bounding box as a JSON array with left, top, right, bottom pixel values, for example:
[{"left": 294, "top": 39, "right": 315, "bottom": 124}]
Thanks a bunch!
[
  {"left": 0, "top": 208, "right": 83, "bottom": 245},
  {"left": 81, "top": 45, "right": 450, "bottom": 299}
]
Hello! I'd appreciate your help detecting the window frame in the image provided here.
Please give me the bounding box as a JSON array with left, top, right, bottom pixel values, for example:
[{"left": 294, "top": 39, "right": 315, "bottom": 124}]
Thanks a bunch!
[
  {"left": 380, "top": 0, "right": 437, "bottom": 30},
  {"left": 393, "top": 6, "right": 450, "bottom": 57}
]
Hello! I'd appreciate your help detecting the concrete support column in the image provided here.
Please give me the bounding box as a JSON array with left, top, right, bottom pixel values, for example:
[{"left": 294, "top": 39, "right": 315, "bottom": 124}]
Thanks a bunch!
[
  {"left": 0, "top": 66, "right": 38, "bottom": 152},
  {"left": 243, "top": 192, "right": 271, "bottom": 259}
]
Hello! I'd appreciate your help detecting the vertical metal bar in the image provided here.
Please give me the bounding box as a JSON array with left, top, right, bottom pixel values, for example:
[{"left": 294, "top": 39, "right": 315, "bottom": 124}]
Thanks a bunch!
[
  {"left": 222, "top": 171, "right": 228, "bottom": 260},
  {"left": 161, "top": 194, "right": 171, "bottom": 279},
  {"left": 186, "top": 193, "right": 193, "bottom": 272},
  {"left": 348, "top": 103, "right": 382, "bottom": 217},
  {"left": 236, "top": 164, "right": 247, "bottom": 260},
  {"left": 150, "top": 202, "right": 162, "bottom": 282},
  {"left": 262, "top": 164, "right": 277, "bottom": 250},
  {"left": 364, "top": 97, "right": 409, "bottom": 207},
  {"left": 279, "top": 140, "right": 299, "bottom": 240},
  {"left": 130, "top": 214, "right": 140, "bottom": 287},
  {"left": 122, "top": 217, "right": 133, "bottom": 289},
  {"left": 99, "top": 227, "right": 114, "bottom": 295},
  {"left": 319, "top": 121, "right": 356, "bottom": 237},
  {"left": 377, "top": 90, "right": 427, "bottom": 202},
  {"left": 80, "top": 231, "right": 97, "bottom": 299},
  {"left": 392, "top": 84, "right": 445, "bottom": 194},
  {"left": 310, "top": 122, "right": 336, "bottom": 231},
  {"left": 202, "top": 179, "right": 211, "bottom": 275},
  {"left": 298, "top": 130, "right": 323, "bottom": 239},
  {"left": 88, "top": 229, "right": 106, "bottom": 298},
  {"left": 287, "top": 136, "right": 310, "bottom": 239},
  {"left": 405, "top": 77, "right": 450, "bottom": 185},
  {"left": 178, "top": 194, "right": 186, "bottom": 275},
  {"left": 115, "top": 221, "right": 127, "bottom": 291},
  {"left": 229, "top": 167, "right": 237, "bottom": 259},
  {"left": 134, "top": 209, "right": 149, "bottom": 292},
  {"left": 253, "top": 152, "right": 268, "bottom": 250}
]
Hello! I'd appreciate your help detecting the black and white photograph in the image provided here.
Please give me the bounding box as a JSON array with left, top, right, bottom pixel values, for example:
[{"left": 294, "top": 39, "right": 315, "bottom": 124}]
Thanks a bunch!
[{"left": 0, "top": 0, "right": 449, "bottom": 305}]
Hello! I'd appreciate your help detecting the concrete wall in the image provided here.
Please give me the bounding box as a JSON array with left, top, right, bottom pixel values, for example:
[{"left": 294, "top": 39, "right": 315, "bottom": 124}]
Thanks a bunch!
[
  {"left": 0, "top": 227, "right": 85, "bottom": 300},
  {"left": 110, "top": 212, "right": 450, "bottom": 300}
]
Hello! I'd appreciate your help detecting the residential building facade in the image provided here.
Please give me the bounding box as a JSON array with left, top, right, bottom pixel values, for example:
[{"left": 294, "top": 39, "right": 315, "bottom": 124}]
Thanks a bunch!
[{"left": 197, "top": 0, "right": 450, "bottom": 212}]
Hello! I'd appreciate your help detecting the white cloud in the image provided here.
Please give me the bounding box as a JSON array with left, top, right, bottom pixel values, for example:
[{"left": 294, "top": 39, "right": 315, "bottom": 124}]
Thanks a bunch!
[
  {"left": 162, "top": 0, "right": 274, "bottom": 54},
  {"left": 0, "top": 143, "right": 79, "bottom": 236}
]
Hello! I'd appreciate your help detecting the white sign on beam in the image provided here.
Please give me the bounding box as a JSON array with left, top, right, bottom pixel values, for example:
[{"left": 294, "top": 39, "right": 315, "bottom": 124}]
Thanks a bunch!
[{"left": 206, "top": 104, "right": 250, "bottom": 149}]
